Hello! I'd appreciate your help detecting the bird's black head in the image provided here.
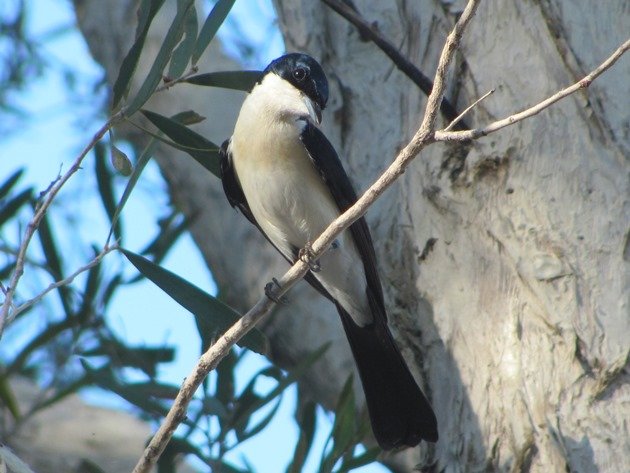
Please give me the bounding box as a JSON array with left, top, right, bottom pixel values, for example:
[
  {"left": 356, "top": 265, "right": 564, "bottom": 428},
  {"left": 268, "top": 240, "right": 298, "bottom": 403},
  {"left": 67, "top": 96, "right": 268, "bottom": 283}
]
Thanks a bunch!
[{"left": 263, "top": 53, "right": 329, "bottom": 114}]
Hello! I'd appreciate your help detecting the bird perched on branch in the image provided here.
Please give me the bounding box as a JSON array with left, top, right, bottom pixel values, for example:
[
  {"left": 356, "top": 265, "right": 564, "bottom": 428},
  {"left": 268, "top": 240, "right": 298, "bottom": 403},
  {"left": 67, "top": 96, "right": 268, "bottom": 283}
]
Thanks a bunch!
[{"left": 220, "top": 53, "right": 437, "bottom": 449}]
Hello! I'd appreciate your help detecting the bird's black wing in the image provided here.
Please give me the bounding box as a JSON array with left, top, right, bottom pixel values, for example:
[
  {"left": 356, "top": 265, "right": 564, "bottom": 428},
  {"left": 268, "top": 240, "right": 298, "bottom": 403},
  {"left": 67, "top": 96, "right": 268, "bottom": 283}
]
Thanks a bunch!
[
  {"left": 219, "top": 138, "right": 334, "bottom": 302},
  {"left": 299, "top": 121, "right": 386, "bottom": 320},
  {"left": 220, "top": 139, "right": 258, "bottom": 228}
]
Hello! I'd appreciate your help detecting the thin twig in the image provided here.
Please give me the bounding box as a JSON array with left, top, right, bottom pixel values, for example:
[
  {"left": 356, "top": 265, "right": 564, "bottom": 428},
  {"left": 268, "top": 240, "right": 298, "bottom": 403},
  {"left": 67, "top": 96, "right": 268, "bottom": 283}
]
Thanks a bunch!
[
  {"left": 444, "top": 88, "right": 495, "bottom": 132},
  {"left": 7, "top": 244, "right": 119, "bottom": 322},
  {"left": 154, "top": 66, "right": 200, "bottom": 94},
  {"left": 435, "top": 38, "right": 630, "bottom": 141},
  {"left": 321, "top": 0, "right": 468, "bottom": 130},
  {"left": 131, "top": 2, "right": 482, "bottom": 472},
  {"left": 0, "top": 112, "right": 122, "bottom": 340}
]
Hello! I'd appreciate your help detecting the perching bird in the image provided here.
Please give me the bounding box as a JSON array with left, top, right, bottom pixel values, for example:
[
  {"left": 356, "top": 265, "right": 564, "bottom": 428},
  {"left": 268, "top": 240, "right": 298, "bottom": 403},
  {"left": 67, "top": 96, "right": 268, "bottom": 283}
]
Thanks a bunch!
[{"left": 219, "top": 53, "right": 438, "bottom": 449}]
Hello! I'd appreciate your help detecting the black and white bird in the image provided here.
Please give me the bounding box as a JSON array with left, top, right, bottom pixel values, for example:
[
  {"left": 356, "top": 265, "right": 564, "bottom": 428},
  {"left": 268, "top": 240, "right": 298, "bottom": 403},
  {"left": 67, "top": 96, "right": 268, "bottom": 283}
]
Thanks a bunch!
[{"left": 219, "top": 53, "right": 438, "bottom": 449}]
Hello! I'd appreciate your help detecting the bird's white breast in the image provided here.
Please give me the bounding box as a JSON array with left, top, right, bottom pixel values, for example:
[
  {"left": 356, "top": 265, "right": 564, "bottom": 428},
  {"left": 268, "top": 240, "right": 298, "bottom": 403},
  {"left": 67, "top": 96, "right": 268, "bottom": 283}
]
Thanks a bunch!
[{"left": 229, "top": 74, "right": 371, "bottom": 325}]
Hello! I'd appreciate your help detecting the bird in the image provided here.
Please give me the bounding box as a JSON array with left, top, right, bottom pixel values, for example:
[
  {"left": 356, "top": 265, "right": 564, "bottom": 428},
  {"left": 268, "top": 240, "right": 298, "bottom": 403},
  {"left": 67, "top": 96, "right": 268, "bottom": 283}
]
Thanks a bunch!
[{"left": 219, "top": 53, "right": 438, "bottom": 449}]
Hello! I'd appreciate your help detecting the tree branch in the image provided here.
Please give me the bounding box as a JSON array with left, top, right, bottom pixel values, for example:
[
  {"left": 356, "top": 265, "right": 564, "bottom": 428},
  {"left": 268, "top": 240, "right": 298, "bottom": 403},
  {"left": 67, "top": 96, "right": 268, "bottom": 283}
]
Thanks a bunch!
[
  {"left": 321, "top": 0, "right": 468, "bottom": 130},
  {"left": 131, "top": 1, "right": 482, "bottom": 471},
  {"left": 0, "top": 113, "right": 121, "bottom": 340},
  {"left": 435, "top": 38, "right": 630, "bottom": 142},
  {"left": 6, "top": 243, "right": 119, "bottom": 322}
]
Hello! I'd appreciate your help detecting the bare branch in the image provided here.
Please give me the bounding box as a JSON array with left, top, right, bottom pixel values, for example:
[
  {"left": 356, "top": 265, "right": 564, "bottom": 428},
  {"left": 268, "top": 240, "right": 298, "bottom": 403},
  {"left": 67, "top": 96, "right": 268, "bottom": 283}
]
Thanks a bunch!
[
  {"left": 436, "top": 38, "right": 630, "bottom": 142},
  {"left": 131, "top": 1, "right": 482, "bottom": 471},
  {"left": 7, "top": 244, "right": 119, "bottom": 322},
  {"left": 321, "top": 0, "right": 468, "bottom": 130},
  {"left": 444, "top": 88, "right": 495, "bottom": 132},
  {"left": 0, "top": 113, "right": 122, "bottom": 339}
]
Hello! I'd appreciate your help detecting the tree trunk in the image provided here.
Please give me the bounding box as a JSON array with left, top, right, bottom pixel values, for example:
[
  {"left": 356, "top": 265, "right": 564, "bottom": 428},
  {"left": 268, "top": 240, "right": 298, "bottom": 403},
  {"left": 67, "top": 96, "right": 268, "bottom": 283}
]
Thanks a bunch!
[{"left": 73, "top": 0, "right": 629, "bottom": 471}]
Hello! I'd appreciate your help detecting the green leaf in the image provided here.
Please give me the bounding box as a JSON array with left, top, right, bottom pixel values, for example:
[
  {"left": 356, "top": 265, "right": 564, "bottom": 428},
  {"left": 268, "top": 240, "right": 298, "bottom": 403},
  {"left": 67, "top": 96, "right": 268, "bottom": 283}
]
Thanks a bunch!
[
  {"left": 121, "top": 249, "right": 268, "bottom": 355},
  {"left": 111, "top": 144, "right": 134, "bottom": 176},
  {"left": 286, "top": 399, "right": 317, "bottom": 473},
  {"left": 230, "top": 366, "right": 282, "bottom": 434},
  {"left": 237, "top": 395, "right": 282, "bottom": 443},
  {"left": 77, "top": 248, "right": 102, "bottom": 321},
  {"left": 159, "top": 438, "right": 199, "bottom": 473},
  {"left": 125, "top": 380, "right": 181, "bottom": 400},
  {"left": 102, "top": 273, "right": 123, "bottom": 308},
  {"left": 82, "top": 361, "right": 179, "bottom": 420},
  {"left": 83, "top": 338, "right": 175, "bottom": 377},
  {"left": 171, "top": 109, "right": 206, "bottom": 125},
  {"left": 231, "top": 345, "right": 329, "bottom": 435},
  {"left": 191, "top": 0, "right": 236, "bottom": 65},
  {"left": 139, "top": 212, "right": 188, "bottom": 266},
  {"left": 216, "top": 347, "right": 236, "bottom": 403},
  {"left": 106, "top": 138, "right": 157, "bottom": 244},
  {"left": 331, "top": 376, "right": 357, "bottom": 457},
  {"left": 0, "top": 263, "right": 14, "bottom": 280},
  {"left": 320, "top": 375, "right": 357, "bottom": 473},
  {"left": 0, "top": 168, "right": 24, "bottom": 199},
  {"left": 95, "top": 142, "right": 122, "bottom": 242},
  {"left": 36, "top": 208, "right": 73, "bottom": 317},
  {"left": 0, "top": 188, "right": 32, "bottom": 228},
  {"left": 185, "top": 70, "right": 261, "bottom": 92},
  {"left": 141, "top": 109, "right": 220, "bottom": 177},
  {"left": 168, "top": 4, "right": 198, "bottom": 78},
  {"left": 209, "top": 460, "right": 248, "bottom": 473},
  {"left": 125, "top": 0, "right": 195, "bottom": 116},
  {"left": 112, "top": 0, "right": 166, "bottom": 108},
  {"left": 0, "top": 374, "right": 20, "bottom": 420}
]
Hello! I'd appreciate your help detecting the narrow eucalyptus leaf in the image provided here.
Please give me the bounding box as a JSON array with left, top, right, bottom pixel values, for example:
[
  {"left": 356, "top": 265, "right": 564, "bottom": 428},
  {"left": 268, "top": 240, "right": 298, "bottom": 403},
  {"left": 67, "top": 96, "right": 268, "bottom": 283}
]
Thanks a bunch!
[
  {"left": 36, "top": 208, "right": 73, "bottom": 317},
  {"left": 111, "top": 145, "right": 133, "bottom": 176},
  {"left": 125, "top": 0, "right": 195, "bottom": 116},
  {"left": 106, "top": 139, "right": 156, "bottom": 244},
  {"left": 81, "top": 360, "right": 175, "bottom": 419},
  {"left": 0, "top": 188, "right": 32, "bottom": 228},
  {"left": 77, "top": 251, "right": 101, "bottom": 321},
  {"left": 171, "top": 109, "right": 206, "bottom": 125},
  {"left": 168, "top": 4, "right": 198, "bottom": 78},
  {"left": 238, "top": 396, "right": 282, "bottom": 443},
  {"left": 192, "top": 0, "right": 236, "bottom": 64},
  {"left": 0, "top": 168, "right": 24, "bottom": 199},
  {"left": 0, "top": 375, "right": 20, "bottom": 420},
  {"left": 141, "top": 109, "right": 220, "bottom": 177},
  {"left": 286, "top": 400, "right": 316, "bottom": 473},
  {"left": 95, "top": 142, "right": 122, "bottom": 241},
  {"left": 112, "top": 0, "right": 166, "bottom": 108},
  {"left": 121, "top": 249, "right": 268, "bottom": 354},
  {"left": 185, "top": 70, "right": 261, "bottom": 92},
  {"left": 327, "top": 376, "right": 358, "bottom": 465},
  {"left": 232, "top": 344, "right": 329, "bottom": 431}
]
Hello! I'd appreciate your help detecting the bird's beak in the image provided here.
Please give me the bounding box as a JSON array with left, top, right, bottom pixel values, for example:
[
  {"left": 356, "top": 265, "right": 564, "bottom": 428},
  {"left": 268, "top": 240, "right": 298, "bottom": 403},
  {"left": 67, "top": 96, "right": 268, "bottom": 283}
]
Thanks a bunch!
[{"left": 303, "top": 95, "right": 322, "bottom": 125}]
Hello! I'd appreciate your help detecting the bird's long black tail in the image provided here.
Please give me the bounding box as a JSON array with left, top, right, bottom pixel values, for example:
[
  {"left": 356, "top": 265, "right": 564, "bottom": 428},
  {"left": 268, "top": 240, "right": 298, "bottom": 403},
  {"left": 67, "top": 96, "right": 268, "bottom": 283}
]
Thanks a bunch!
[{"left": 336, "top": 303, "right": 438, "bottom": 450}]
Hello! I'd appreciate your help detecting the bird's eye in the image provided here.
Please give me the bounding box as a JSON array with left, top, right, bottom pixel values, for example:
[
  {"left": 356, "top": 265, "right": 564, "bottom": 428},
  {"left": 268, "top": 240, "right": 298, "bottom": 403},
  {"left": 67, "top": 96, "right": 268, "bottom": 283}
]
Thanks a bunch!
[{"left": 293, "top": 67, "right": 308, "bottom": 81}]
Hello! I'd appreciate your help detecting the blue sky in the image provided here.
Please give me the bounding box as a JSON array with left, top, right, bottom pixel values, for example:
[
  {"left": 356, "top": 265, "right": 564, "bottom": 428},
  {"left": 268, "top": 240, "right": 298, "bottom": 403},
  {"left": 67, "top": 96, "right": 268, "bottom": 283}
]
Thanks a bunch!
[{"left": 0, "top": 1, "right": 388, "bottom": 472}]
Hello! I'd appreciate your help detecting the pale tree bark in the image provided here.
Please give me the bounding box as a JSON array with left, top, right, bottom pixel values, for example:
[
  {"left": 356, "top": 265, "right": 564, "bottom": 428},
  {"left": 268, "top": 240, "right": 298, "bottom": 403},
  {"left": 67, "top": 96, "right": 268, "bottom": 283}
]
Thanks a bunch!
[{"left": 72, "top": 0, "right": 628, "bottom": 472}]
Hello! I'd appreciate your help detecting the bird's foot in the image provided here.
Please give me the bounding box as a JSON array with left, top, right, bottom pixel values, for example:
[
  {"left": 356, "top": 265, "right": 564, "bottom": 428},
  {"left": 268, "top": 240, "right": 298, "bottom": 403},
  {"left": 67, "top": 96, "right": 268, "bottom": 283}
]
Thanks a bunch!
[
  {"left": 299, "top": 243, "right": 321, "bottom": 272},
  {"left": 264, "top": 277, "right": 287, "bottom": 304}
]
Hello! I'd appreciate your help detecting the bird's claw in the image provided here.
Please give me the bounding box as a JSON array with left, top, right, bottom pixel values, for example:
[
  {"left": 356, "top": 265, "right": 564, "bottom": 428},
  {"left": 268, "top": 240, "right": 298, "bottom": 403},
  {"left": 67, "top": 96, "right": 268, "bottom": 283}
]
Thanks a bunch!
[
  {"left": 265, "top": 277, "right": 288, "bottom": 304},
  {"left": 299, "top": 243, "right": 321, "bottom": 272}
]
